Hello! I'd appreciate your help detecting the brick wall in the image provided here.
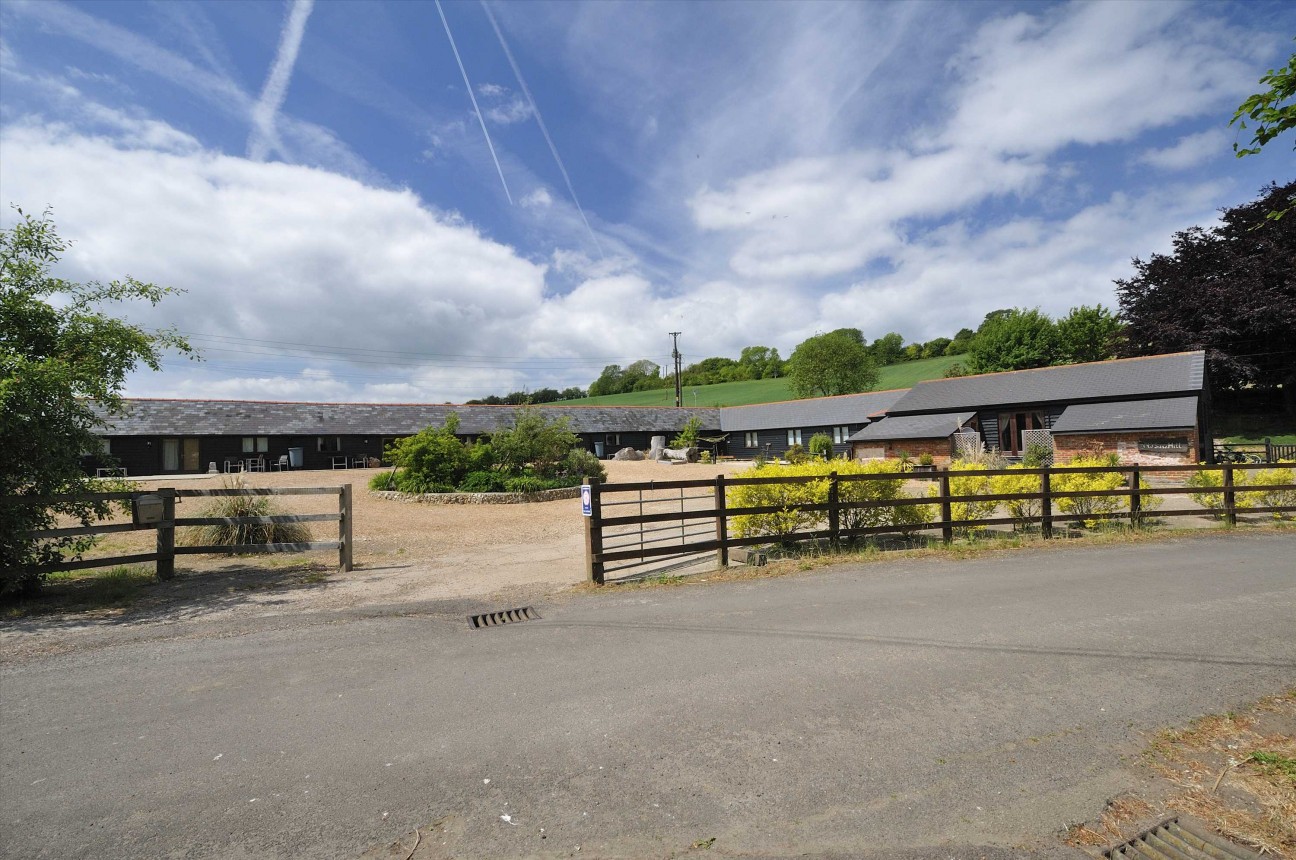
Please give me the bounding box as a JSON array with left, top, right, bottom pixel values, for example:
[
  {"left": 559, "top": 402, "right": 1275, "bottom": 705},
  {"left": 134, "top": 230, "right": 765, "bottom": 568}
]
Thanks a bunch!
[
  {"left": 852, "top": 437, "right": 955, "bottom": 465},
  {"left": 1053, "top": 431, "right": 1197, "bottom": 464}
]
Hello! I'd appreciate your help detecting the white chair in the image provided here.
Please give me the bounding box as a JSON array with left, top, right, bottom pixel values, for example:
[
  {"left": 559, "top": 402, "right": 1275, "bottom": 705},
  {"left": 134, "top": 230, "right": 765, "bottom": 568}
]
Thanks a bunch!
[
  {"left": 224, "top": 459, "right": 243, "bottom": 473},
  {"left": 245, "top": 456, "right": 266, "bottom": 472},
  {"left": 271, "top": 455, "right": 290, "bottom": 471}
]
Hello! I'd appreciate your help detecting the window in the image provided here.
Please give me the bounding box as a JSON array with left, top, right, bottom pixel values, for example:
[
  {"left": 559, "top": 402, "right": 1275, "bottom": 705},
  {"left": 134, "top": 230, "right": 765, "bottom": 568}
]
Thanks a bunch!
[
  {"left": 833, "top": 426, "right": 850, "bottom": 444},
  {"left": 605, "top": 434, "right": 621, "bottom": 446},
  {"left": 786, "top": 429, "right": 802, "bottom": 447},
  {"left": 242, "top": 436, "right": 269, "bottom": 453},
  {"left": 744, "top": 431, "right": 759, "bottom": 448},
  {"left": 317, "top": 436, "right": 342, "bottom": 452}
]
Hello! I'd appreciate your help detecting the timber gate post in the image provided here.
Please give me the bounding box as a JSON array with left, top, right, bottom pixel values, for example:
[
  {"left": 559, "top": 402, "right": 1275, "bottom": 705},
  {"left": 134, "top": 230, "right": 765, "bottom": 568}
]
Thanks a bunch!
[
  {"left": 156, "top": 488, "right": 176, "bottom": 581},
  {"left": 1040, "top": 470, "right": 1052, "bottom": 539},
  {"left": 1128, "top": 465, "right": 1142, "bottom": 527},
  {"left": 938, "top": 467, "right": 953, "bottom": 544},
  {"left": 584, "top": 478, "right": 604, "bottom": 585},
  {"left": 714, "top": 474, "right": 728, "bottom": 568},
  {"left": 1222, "top": 462, "right": 1236, "bottom": 527},
  {"left": 827, "top": 471, "right": 840, "bottom": 547},
  {"left": 339, "top": 484, "right": 353, "bottom": 573}
]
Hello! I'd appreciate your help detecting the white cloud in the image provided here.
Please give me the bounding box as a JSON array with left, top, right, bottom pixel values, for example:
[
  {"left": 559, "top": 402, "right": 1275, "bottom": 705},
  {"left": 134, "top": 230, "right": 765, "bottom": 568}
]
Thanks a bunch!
[
  {"left": 520, "top": 187, "right": 553, "bottom": 209},
  {"left": 484, "top": 97, "right": 533, "bottom": 126},
  {"left": 1137, "top": 128, "right": 1230, "bottom": 171},
  {"left": 477, "top": 82, "right": 507, "bottom": 97}
]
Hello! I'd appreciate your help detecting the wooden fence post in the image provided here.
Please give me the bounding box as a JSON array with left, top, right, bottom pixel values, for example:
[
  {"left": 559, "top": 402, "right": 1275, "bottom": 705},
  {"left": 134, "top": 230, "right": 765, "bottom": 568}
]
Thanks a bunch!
[
  {"left": 714, "top": 474, "right": 728, "bottom": 568},
  {"left": 827, "top": 471, "right": 840, "bottom": 547},
  {"left": 156, "top": 488, "right": 175, "bottom": 581},
  {"left": 1128, "top": 465, "right": 1142, "bottom": 527},
  {"left": 339, "top": 484, "right": 353, "bottom": 573},
  {"left": 1265, "top": 437, "right": 1273, "bottom": 464},
  {"left": 1222, "top": 462, "right": 1236, "bottom": 527},
  {"left": 584, "top": 478, "right": 604, "bottom": 585},
  {"left": 1040, "top": 470, "right": 1052, "bottom": 539},
  {"left": 938, "top": 467, "right": 953, "bottom": 544}
]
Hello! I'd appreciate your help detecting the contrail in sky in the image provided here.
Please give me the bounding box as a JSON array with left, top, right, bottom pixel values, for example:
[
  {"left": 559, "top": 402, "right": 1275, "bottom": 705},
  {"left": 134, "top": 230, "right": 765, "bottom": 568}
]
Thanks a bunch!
[
  {"left": 249, "top": 0, "right": 315, "bottom": 161},
  {"left": 481, "top": 0, "right": 602, "bottom": 255},
  {"left": 436, "top": 0, "right": 513, "bottom": 204}
]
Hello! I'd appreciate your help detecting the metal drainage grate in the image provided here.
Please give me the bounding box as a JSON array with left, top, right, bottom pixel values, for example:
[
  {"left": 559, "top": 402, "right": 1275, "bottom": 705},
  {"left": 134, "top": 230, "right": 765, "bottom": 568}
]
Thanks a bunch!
[
  {"left": 468, "top": 606, "right": 540, "bottom": 629},
  {"left": 1104, "top": 816, "right": 1262, "bottom": 860}
]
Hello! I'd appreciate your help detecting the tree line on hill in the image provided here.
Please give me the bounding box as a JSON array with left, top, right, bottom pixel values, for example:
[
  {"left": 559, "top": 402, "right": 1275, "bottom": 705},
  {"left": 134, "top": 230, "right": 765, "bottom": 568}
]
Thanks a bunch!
[{"left": 474, "top": 180, "right": 1292, "bottom": 409}]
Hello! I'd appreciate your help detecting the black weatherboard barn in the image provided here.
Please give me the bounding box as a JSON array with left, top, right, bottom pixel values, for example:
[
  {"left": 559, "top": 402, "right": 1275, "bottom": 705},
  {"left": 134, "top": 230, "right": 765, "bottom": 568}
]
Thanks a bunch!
[
  {"left": 90, "top": 400, "right": 719, "bottom": 475},
  {"left": 719, "top": 389, "right": 909, "bottom": 459}
]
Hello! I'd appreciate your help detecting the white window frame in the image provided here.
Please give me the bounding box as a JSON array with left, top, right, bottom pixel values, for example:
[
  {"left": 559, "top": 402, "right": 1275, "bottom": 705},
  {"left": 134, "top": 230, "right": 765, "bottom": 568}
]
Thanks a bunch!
[
  {"left": 744, "top": 431, "right": 759, "bottom": 448},
  {"left": 242, "top": 436, "right": 269, "bottom": 453},
  {"left": 786, "top": 429, "right": 802, "bottom": 447},
  {"left": 833, "top": 426, "right": 850, "bottom": 444}
]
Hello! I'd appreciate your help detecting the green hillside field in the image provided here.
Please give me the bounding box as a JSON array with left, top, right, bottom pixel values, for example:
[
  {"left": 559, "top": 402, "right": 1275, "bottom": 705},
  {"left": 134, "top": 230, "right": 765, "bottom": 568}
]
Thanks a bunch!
[{"left": 561, "top": 354, "right": 967, "bottom": 408}]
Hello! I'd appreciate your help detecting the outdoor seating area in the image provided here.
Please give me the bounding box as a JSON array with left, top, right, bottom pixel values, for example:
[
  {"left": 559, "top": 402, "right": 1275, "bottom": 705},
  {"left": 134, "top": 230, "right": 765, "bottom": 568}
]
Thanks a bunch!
[
  {"left": 332, "top": 455, "right": 373, "bottom": 469},
  {"left": 222, "top": 456, "right": 267, "bottom": 473}
]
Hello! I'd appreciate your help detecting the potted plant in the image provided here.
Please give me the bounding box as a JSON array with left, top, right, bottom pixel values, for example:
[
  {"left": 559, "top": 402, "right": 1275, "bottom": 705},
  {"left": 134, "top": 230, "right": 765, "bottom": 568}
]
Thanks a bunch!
[{"left": 912, "top": 452, "right": 936, "bottom": 473}]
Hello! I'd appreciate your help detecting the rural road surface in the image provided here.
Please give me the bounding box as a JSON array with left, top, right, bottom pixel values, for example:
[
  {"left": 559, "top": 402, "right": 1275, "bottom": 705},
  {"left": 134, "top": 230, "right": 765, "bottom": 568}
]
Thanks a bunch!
[{"left": 2, "top": 532, "right": 1294, "bottom": 859}]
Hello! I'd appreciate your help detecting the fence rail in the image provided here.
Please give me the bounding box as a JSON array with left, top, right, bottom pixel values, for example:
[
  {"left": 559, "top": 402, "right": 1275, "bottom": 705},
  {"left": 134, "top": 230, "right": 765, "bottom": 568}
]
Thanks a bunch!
[
  {"left": 581, "top": 462, "right": 1296, "bottom": 584},
  {"left": 3, "top": 485, "right": 353, "bottom": 582}
]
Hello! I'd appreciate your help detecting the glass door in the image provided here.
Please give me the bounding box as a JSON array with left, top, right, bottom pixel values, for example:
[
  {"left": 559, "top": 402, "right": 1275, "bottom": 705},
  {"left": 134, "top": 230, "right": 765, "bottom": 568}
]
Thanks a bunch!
[{"left": 162, "top": 438, "right": 180, "bottom": 471}]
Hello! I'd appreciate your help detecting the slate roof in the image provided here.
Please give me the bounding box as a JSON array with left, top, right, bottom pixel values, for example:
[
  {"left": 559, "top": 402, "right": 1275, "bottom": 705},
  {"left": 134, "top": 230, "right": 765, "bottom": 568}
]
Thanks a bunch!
[
  {"left": 1049, "top": 397, "right": 1199, "bottom": 434},
  {"left": 885, "top": 351, "right": 1205, "bottom": 415},
  {"left": 93, "top": 399, "right": 719, "bottom": 436},
  {"left": 719, "top": 388, "right": 908, "bottom": 432},
  {"left": 847, "top": 411, "right": 976, "bottom": 442}
]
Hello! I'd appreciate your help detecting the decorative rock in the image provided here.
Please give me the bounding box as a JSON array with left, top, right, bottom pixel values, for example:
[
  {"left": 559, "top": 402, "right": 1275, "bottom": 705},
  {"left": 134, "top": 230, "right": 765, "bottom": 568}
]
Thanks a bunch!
[
  {"left": 612, "top": 447, "right": 644, "bottom": 461},
  {"left": 648, "top": 435, "right": 667, "bottom": 460}
]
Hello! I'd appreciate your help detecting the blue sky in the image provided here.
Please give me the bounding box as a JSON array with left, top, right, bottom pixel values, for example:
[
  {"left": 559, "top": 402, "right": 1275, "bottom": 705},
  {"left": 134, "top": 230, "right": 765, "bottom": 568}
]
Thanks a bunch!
[{"left": 1, "top": 0, "right": 1291, "bottom": 402}]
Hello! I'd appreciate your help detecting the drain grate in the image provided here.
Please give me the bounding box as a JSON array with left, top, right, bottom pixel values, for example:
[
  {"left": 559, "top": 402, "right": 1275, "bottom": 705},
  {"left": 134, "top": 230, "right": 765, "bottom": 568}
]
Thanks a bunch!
[
  {"left": 1104, "top": 817, "right": 1262, "bottom": 860},
  {"left": 469, "top": 606, "right": 540, "bottom": 629}
]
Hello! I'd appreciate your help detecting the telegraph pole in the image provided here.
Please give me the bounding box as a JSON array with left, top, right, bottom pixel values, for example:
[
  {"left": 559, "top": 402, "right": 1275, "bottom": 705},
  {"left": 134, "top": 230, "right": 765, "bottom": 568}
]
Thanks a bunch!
[{"left": 669, "top": 331, "right": 683, "bottom": 408}]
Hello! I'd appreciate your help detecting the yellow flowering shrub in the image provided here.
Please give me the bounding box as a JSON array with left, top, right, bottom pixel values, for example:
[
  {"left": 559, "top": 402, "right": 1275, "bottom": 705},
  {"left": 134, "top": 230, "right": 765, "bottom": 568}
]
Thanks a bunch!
[
  {"left": 990, "top": 465, "right": 1041, "bottom": 528},
  {"left": 930, "top": 460, "right": 998, "bottom": 533},
  {"left": 1239, "top": 463, "right": 1296, "bottom": 520}
]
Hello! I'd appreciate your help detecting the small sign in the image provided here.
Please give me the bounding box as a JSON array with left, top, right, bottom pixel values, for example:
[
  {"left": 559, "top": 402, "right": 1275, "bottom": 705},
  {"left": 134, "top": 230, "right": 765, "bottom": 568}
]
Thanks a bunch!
[{"left": 580, "top": 484, "right": 593, "bottom": 517}]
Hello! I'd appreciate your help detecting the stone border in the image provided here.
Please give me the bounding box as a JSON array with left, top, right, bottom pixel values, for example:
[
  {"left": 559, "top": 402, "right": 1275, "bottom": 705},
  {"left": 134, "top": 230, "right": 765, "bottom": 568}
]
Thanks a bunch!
[{"left": 370, "top": 486, "right": 582, "bottom": 506}]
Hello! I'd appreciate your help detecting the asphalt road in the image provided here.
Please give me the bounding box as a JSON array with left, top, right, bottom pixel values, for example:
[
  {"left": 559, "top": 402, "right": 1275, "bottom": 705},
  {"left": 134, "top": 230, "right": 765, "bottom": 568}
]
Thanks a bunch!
[{"left": 2, "top": 532, "right": 1294, "bottom": 859}]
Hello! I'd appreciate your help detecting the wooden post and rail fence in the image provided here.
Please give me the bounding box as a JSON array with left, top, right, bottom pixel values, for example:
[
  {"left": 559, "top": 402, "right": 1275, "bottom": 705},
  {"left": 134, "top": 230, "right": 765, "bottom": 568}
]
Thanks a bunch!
[
  {"left": 2, "top": 485, "right": 353, "bottom": 584},
  {"left": 581, "top": 462, "right": 1296, "bottom": 585}
]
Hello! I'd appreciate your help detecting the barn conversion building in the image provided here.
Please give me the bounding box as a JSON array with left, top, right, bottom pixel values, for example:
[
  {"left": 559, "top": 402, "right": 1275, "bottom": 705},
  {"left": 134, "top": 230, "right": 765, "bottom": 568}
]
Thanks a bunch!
[
  {"left": 848, "top": 351, "right": 1209, "bottom": 464},
  {"left": 87, "top": 351, "right": 1210, "bottom": 475}
]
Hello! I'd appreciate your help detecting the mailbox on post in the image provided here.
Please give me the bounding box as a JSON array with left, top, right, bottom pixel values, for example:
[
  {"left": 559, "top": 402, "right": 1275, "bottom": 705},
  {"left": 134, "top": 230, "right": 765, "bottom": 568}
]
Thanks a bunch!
[{"left": 132, "top": 494, "right": 164, "bottom": 526}]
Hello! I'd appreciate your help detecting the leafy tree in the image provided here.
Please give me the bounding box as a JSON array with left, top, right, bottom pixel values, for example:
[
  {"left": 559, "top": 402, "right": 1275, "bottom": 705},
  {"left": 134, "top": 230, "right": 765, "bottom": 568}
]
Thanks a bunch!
[
  {"left": 921, "top": 337, "right": 952, "bottom": 359},
  {"left": 1230, "top": 45, "right": 1295, "bottom": 219},
  {"left": 681, "top": 356, "right": 738, "bottom": 386},
  {"left": 490, "top": 407, "right": 583, "bottom": 479},
  {"left": 1056, "top": 304, "right": 1123, "bottom": 364},
  {"left": 868, "top": 332, "right": 905, "bottom": 366},
  {"left": 670, "top": 414, "right": 703, "bottom": 448},
  {"left": 737, "top": 345, "right": 783, "bottom": 379},
  {"left": 1, "top": 208, "right": 191, "bottom": 594},
  {"left": 946, "top": 328, "right": 975, "bottom": 355},
  {"left": 807, "top": 433, "right": 834, "bottom": 460},
  {"left": 1230, "top": 46, "right": 1295, "bottom": 158},
  {"left": 967, "top": 308, "right": 1060, "bottom": 373},
  {"left": 559, "top": 386, "right": 586, "bottom": 400},
  {"left": 587, "top": 364, "right": 624, "bottom": 397},
  {"left": 384, "top": 414, "right": 471, "bottom": 492},
  {"left": 1115, "top": 181, "right": 1296, "bottom": 410},
  {"left": 787, "top": 330, "right": 879, "bottom": 398}
]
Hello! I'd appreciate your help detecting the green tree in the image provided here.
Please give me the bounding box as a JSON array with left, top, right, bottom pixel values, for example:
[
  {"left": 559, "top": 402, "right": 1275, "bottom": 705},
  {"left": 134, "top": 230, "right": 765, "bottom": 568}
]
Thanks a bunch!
[
  {"left": 786, "top": 330, "right": 879, "bottom": 398},
  {"left": 868, "top": 332, "right": 905, "bottom": 366},
  {"left": 1055, "top": 304, "right": 1123, "bottom": 364},
  {"left": 1230, "top": 44, "right": 1295, "bottom": 219},
  {"left": 384, "top": 413, "right": 471, "bottom": 492},
  {"left": 490, "top": 408, "right": 583, "bottom": 478},
  {"left": 670, "top": 415, "right": 703, "bottom": 448},
  {"left": 1115, "top": 181, "right": 1296, "bottom": 411},
  {"left": 946, "top": 328, "right": 975, "bottom": 355},
  {"left": 738, "top": 345, "right": 784, "bottom": 378},
  {"left": 967, "top": 308, "right": 1060, "bottom": 373},
  {"left": 921, "top": 337, "right": 952, "bottom": 359},
  {"left": 1, "top": 208, "right": 191, "bottom": 594}
]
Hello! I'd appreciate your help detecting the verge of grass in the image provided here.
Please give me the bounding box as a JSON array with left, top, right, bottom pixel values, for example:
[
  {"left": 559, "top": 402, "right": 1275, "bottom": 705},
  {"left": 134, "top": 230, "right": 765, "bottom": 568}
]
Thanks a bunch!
[
  {"left": 2, "top": 564, "right": 157, "bottom": 618},
  {"left": 1067, "top": 690, "right": 1295, "bottom": 856}
]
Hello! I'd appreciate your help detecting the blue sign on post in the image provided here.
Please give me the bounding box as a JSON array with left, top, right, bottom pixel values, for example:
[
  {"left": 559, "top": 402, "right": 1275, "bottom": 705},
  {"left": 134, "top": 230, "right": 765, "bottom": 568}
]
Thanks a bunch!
[{"left": 580, "top": 484, "right": 593, "bottom": 517}]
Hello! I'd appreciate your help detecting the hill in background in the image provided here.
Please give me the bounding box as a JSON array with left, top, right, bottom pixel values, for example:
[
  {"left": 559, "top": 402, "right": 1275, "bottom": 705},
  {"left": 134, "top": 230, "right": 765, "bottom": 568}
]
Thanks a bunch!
[{"left": 561, "top": 354, "right": 966, "bottom": 408}]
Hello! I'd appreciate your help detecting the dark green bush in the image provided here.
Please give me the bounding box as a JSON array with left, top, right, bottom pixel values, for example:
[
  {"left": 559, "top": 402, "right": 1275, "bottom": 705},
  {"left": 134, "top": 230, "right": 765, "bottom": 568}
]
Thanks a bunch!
[
  {"left": 385, "top": 414, "right": 469, "bottom": 489},
  {"left": 808, "top": 433, "right": 834, "bottom": 460},
  {"left": 459, "top": 470, "right": 506, "bottom": 493},
  {"left": 504, "top": 475, "right": 566, "bottom": 493},
  {"left": 491, "top": 408, "right": 582, "bottom": 478},
  {"left": 559, "top": 448, "right": 606, "bottom": 482}
]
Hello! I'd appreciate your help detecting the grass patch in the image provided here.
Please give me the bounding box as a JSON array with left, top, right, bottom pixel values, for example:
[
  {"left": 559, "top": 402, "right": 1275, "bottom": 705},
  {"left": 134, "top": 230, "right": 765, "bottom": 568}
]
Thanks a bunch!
[
  {"left": 1069, "top": 690, "right": 1296, "bottom": 856},
  {"left": 562, "top": 355, "right": 966, "bottom": 407},
  {"left": 1214, "top": 412, "right": 1296, "bottom": 445},
  {"left": 3, "top": 564, "right": 157, "bottom": 618},
  {"left": 179, "top": 476, "right": 313, "bottom": 550}
]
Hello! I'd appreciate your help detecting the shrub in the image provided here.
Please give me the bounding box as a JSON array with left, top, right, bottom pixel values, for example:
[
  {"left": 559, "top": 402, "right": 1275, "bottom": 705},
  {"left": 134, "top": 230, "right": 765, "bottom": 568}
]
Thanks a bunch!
[
  {"left": 808, "top": 433, "right": 835, "bottom": 460},
  {"left": 503, "top": 475, "right": 567, "bottom": 493},
  {"left": 180, "top": 476, "right": 312, "bottom": 548},
  {"left": 783, "top": 443, "right": 808, "bottom": 464},
  {"left": 385, "top": 414, "right": 470, "bottom": 490},
  {"left": 1053, "top": 455, "right": 1126, "bottom": 528},
  {"left": 458, "top": 470, "right": 506, "bottom": 493},
  {"left": 1239, "top": 464, "right": 1295, "bottom": 519},
  {"left": 466, "top": 440, "right": 495, "bottom": 472},
  {"left": 369, "top": 470, "right": 400, "bottom": 491},
  {"left": 558, "top": 448, "right": 606, "bottom": 483},
  {"left": 1185, "top": 466, "right": 1255, "bottom": 517},
  {"left": 729, "top": 459, "right": 930, "bottom": 540},
  {"left": 990, "top": 466, "right": 1041, "bottom": 529},
  {"left": 491, "top": 408, "right": 582, "bottom": 479},
  {"left": 836, "top": 459, "right": 933, "bottom": 533},
  {"left": 671, "top": 415, "right": 703, "bottom": 449},
  {"left": 932, "top": 461, "right": 999, "bottom": 534},
  {"left": 917, "top": 452, "right": 934, "bottom": 466}
]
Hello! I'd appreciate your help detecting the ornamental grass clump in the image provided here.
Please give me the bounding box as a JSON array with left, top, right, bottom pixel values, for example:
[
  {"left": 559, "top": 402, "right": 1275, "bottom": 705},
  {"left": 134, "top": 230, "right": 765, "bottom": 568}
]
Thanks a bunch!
[{"left": 180, "top": 476, "right": 312, "bottom": 548}]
